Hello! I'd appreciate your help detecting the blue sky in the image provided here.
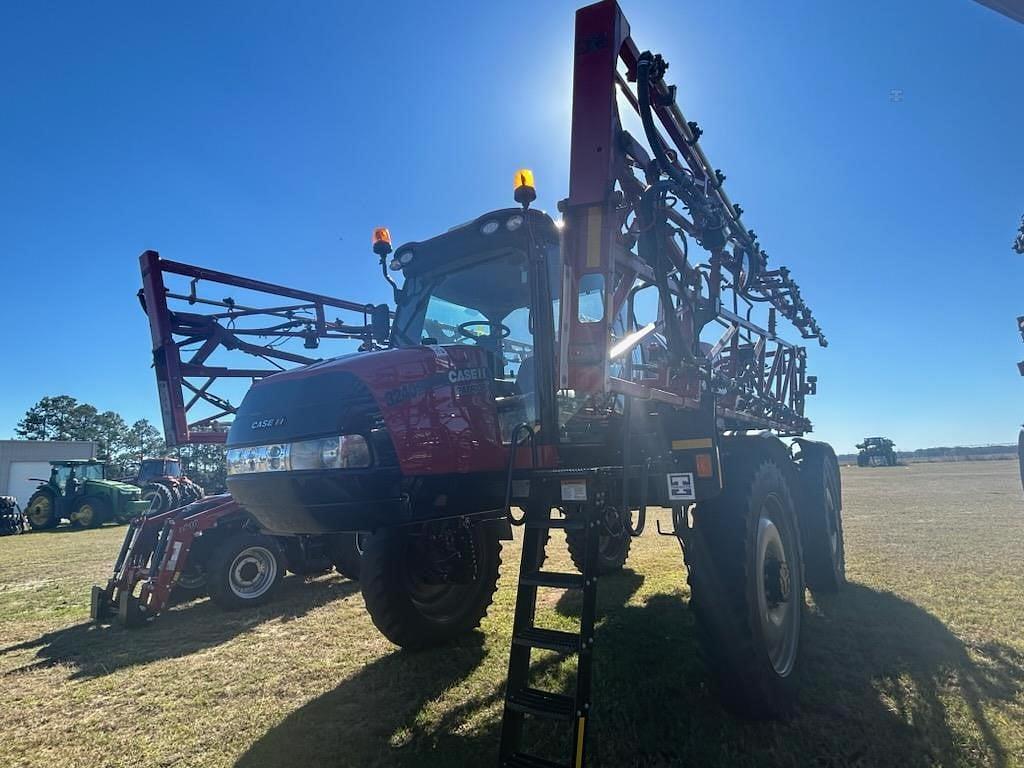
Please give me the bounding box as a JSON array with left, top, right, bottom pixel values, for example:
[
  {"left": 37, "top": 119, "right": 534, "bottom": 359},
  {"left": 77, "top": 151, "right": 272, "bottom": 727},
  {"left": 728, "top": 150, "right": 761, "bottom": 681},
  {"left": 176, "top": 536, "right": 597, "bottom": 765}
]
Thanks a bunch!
[{"left": 0, "top": 0, "right": 1021, "bottom": 453}]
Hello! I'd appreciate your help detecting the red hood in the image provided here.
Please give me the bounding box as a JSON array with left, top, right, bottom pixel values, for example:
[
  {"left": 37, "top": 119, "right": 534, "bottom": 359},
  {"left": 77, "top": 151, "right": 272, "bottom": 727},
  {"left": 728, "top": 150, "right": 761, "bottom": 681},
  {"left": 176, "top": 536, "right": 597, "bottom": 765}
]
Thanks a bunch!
[{"left": 241, "top": 344, "right": 508, "bottom": 475}]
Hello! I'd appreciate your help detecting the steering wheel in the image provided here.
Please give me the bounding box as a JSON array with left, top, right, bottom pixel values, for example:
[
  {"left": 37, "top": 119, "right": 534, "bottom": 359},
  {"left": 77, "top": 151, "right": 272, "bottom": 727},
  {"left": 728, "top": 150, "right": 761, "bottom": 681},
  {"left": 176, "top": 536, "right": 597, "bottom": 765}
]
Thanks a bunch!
[{"left": 456, "top": 320, "right": 510, "bottom": 343}]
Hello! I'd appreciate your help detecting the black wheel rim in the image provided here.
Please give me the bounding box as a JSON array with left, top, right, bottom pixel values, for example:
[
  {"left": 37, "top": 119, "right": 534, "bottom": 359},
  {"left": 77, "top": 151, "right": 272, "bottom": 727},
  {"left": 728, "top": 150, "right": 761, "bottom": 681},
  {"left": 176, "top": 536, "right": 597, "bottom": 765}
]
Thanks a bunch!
[{"left": 401, "top": 526, "right": 483, "bottom": 623}]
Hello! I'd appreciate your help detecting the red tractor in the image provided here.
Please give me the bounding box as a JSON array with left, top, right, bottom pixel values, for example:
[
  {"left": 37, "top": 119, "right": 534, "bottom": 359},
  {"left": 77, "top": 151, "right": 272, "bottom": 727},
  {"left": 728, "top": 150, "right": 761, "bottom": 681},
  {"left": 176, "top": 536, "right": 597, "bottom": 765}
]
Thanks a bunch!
[
  {"left": 136, "top": 3, "right": 844, "bottom": 764},
  {"left": 126, "top": 457, "right": 204, "bottom": 514}
]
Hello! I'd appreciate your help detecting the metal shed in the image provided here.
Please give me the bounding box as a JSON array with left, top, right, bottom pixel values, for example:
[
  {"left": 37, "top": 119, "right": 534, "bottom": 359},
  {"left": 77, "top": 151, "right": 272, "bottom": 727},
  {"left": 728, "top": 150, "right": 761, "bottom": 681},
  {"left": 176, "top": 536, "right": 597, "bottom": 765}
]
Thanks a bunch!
[{"left": 0, "top": 440, "right": 97, "bottom": 507}]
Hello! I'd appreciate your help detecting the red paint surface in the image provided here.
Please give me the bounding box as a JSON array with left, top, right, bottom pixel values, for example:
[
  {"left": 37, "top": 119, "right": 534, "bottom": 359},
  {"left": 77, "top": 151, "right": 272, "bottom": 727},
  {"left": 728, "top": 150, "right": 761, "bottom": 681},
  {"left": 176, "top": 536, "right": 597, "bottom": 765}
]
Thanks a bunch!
[{"left": 265, "top": 345, "right": 528, "bottom": 475}]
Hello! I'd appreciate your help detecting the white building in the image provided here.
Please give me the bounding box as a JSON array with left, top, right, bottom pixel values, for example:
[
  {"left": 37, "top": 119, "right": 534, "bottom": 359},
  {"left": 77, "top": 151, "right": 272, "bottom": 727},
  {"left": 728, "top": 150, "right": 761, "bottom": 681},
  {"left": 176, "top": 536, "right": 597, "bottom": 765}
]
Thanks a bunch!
[{"left": 0, "top": 440, "right": 97, "bottom": 507}]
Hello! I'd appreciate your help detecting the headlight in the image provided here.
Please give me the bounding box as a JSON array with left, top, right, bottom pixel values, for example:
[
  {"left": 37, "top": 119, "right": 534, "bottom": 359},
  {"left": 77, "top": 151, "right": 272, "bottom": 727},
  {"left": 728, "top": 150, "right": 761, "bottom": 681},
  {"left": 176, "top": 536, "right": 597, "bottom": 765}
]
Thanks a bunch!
[
  {"left": 226, "top": 434, "right": 371, "bottom": 475},
  {"left": 288, "top": 438, "right": 324, "bottom": 470},
  {"left": 506, "top": 214, "right": 524, "bottom": 231},
  {"left": 226, "top": 444, "right": 291, "bottom": 475},
  {"left": 291, "top": 435, "right": 371, "bottom": 470},
  {"left": 337, "top": 434, "right": 371, "bottom": 468}
]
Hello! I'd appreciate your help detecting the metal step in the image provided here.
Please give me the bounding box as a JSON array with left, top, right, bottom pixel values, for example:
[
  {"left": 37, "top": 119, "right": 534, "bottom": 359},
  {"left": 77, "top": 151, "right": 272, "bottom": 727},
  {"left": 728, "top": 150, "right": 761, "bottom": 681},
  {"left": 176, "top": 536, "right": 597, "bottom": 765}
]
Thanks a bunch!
[
  {"left": 506, "top": 687, "right": 575, "bottom": 721},
  {"left": 512, "top": 626, "right": 581, "bottom": 654},
  {"left": 519, "top": 571, "right": 585, "bottom": 590},
  {"left": 502, "top": 752, "right": 567, "bottom": 768}
]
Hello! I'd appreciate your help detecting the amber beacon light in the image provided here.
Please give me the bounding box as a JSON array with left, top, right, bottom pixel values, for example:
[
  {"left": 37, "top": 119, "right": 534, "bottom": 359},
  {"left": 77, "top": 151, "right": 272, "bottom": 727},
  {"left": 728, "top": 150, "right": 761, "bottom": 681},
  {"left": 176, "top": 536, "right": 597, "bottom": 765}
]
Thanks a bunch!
[
  {"left": 372, "top": 227, "right": 392, "bottom": 256},
  {"left": 513, "top": 168, "right": 536, "bottom": 207}
]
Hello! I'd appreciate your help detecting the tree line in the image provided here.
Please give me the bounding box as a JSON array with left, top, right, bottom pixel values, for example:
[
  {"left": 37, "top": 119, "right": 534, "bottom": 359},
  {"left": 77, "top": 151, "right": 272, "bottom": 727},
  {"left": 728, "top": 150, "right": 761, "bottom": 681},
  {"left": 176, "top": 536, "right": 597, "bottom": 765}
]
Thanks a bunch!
[{"left": 14, "top": 395, "right": 227, "bottom": 491}]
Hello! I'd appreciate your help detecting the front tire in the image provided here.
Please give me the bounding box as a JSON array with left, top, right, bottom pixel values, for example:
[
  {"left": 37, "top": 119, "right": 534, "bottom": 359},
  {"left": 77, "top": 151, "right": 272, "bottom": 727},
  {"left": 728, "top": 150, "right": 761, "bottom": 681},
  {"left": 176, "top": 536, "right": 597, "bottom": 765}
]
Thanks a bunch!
[
  {"left": 207, "top": 533, "right": 285, "bottom": 610},
  {"left": 330, "top": 532, "right": 366, "bottom": 581},
  {"left": 687, "top": 450, "right": 805, "bottom": 718},
  {"left": 72, "top": 497, "right": 109, "bottom": 529},
  {"left": 360, "top": 521, "right": 501, "bottom": 649}
]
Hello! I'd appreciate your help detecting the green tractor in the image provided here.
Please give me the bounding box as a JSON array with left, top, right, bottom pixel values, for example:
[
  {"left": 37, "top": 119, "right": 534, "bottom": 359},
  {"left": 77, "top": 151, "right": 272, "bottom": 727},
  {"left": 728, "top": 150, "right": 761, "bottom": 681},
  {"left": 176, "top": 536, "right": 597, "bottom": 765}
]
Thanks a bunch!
[
  {"left": 24, "top": 460, "right": 151, "bottom": 531},
  {"left": 856, "top": 436, "right": 898, "bottom": 467}
]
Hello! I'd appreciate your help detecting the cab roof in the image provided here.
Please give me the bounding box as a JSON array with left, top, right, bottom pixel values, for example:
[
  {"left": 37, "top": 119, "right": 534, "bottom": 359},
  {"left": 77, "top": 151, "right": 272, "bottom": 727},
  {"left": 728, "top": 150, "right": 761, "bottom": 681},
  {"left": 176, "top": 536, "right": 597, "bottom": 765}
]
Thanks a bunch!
[{"left": 393, "top": 208, "right": 559, "bottom": 281}]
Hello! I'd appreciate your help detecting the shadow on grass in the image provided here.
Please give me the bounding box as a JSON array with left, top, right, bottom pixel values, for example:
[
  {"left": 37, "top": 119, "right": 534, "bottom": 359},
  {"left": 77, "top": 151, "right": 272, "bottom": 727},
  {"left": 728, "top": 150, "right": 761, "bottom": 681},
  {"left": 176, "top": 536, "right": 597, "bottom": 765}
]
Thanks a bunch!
[
  {"left": 235, "top": 576, "right": 1024, "bottom": 768},
  {"left": 235, "top": 633, "right": 490, "bottom": 768},
  {"left": 234, "top": 569, "right": 647, "bottom": 768},
  {"left": 0, "top": 574, "right": 359, "bottom": 680}
]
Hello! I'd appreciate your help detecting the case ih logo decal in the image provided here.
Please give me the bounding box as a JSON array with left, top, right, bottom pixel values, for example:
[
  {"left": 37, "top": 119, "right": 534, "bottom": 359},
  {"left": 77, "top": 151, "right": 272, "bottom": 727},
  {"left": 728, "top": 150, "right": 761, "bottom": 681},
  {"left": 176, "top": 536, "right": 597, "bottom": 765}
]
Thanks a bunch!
[
  {"left": 384, "top": 367, "right": 491, "bottom": 407},
  {"left": 448, "top": 366, "right": 488, "bottom": 383},
  {"left": 251, "top": 417, "right": 286, "bottom": 430}
]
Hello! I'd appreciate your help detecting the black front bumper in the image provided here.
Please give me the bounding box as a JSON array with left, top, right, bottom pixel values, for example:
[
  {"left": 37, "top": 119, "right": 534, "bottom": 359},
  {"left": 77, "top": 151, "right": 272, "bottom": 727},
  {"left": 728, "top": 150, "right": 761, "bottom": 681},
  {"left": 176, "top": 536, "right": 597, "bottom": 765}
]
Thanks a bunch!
[
  {"left": 227, "top": 467, "right": 510, "bottom": 535},
  {"left": 227, "top": 468, "right": 407, "bottom": 534}
]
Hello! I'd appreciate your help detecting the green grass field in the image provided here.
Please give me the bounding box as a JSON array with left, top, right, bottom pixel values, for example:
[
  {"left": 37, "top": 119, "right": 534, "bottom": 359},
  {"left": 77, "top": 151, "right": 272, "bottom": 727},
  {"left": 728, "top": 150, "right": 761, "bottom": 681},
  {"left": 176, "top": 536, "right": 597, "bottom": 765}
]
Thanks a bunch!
[{"left": 2, "top": 461, "right": 1022, "bottom": 767}]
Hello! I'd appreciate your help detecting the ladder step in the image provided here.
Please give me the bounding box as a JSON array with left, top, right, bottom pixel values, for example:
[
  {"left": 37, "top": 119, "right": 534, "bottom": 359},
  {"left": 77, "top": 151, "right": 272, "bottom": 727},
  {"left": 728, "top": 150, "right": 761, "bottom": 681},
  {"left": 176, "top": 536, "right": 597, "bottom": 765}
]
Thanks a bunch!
[
  {"left": 520, "top": 570, "right": 585, "bottom": 590},
  {"left": 525, "top": 517, "right": 585, "bottom": 531},
  {"left": 513, "top": 626, "right": 581, "bottom": 654},
  {"left": 506, "top": 687, "right": 575, "bottom": 721},
  {"left": 502, "top": 753, "right": 567, "bottom": 768}
]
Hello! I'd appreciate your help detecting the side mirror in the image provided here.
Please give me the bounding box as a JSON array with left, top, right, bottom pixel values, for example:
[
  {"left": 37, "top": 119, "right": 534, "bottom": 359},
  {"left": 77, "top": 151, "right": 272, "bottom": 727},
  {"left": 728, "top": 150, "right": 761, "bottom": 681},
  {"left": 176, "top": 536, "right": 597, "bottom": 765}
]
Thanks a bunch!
[{"left": 370, "top": 304, "right": 391, "bottom": 345}]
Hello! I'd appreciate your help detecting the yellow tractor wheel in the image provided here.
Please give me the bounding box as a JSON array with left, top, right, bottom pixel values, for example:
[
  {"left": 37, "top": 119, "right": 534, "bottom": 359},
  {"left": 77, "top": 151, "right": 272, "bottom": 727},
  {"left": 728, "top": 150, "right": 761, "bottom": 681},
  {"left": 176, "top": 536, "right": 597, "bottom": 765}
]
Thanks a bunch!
[
  {"left": 26, "top": 491, "right": 58, "bottom": 531},
  {"left": 72, "top": 498, "right": 108, "bottom": 529}
]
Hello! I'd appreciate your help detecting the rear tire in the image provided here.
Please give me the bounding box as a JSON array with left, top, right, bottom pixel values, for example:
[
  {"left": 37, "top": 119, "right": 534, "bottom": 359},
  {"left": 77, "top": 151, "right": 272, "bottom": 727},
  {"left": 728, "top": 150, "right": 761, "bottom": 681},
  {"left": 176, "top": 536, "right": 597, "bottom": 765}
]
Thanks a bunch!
[
  {"left": 141, "top": 482, "right": 176, "bottom": 515},
  {"left": 207, "top": 533, "right": 285, "bottom": 610},
  {"left": 686, "top": 449, "right": 805, "bottom": 718},
  {"left": 169, "top": 559, "right": 209, "bottom": 603},
  {"left": 183, "top": 478, "right": 205, "bottom": 503},
  {"left": 566, "top": 507, "right": 631, "bottom": 575},
  {"left": 795, "top": 444, "right": 845, "bottom": 593},
  {"left": 361, "top": 521, "right": 501, "bottom": 649},
  {"left": 25, "top": 491, "right": 58, "bottom": 531}
]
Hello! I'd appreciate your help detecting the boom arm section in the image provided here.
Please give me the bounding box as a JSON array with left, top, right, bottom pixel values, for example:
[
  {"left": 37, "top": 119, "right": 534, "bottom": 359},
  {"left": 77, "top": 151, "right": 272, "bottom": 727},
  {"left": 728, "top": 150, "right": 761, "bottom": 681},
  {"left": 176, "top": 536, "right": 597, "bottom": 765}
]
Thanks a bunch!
[
  {"left": 561, "top": 0, "right": 825, "bottom": 434},
  {"left": 139, "top": 250, "right": 387, "bottom": 446}
]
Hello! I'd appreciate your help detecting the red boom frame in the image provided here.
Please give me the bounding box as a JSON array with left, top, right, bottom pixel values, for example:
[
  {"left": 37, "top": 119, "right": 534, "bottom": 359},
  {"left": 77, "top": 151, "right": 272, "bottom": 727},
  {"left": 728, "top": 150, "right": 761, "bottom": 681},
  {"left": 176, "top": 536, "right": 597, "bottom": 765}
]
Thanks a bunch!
[
  {"left": 140, "top": 250, "right": 383, "bottom": 446},
  {"left": 560, "top": 0, "right": 824, "bottom": 435}
]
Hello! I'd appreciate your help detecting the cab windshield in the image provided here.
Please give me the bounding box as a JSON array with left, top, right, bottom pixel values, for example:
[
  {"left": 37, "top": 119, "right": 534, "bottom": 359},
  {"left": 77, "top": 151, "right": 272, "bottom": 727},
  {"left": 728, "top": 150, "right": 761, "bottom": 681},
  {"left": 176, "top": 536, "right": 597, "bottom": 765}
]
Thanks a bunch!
[
  {"left": 392, "top": 247, "right": 559, "bottom": 381},
  {"left": 55, "top": 463, "right": 104, "bottom": 487}
]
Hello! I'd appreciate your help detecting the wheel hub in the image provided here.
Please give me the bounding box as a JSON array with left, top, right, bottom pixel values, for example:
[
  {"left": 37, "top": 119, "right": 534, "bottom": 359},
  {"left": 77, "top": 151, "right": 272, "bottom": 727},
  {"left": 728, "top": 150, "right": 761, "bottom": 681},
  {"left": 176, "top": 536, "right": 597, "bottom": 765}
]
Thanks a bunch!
[
  {"left": 229, "top": 547, "right": 277, "bottom": 598},
  {"left": 764, "top": 558, "right": 790, "bottom": 604},
  {"left": 76, "top": 504, "right": 94, "bottom": 525},
  {"left": 29, "top": 499, "right": 51, "bottom": 525}
]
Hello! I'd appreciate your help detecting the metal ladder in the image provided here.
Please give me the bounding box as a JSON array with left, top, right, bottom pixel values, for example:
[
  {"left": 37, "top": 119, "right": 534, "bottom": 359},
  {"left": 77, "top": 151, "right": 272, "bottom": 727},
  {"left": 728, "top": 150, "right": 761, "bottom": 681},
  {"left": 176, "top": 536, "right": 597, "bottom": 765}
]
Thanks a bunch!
[{"left": 498, "top": 502, "right": 600, "bottom": 768}]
